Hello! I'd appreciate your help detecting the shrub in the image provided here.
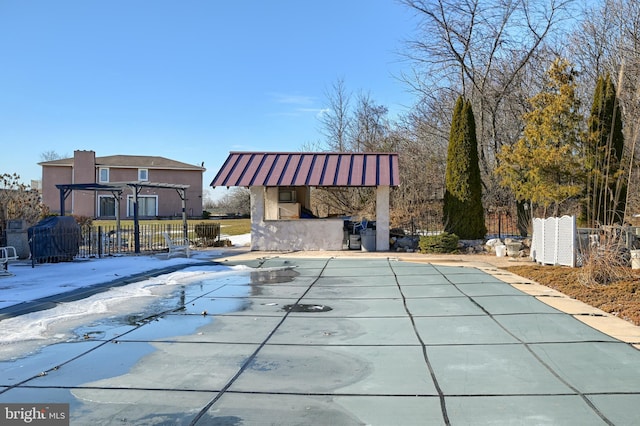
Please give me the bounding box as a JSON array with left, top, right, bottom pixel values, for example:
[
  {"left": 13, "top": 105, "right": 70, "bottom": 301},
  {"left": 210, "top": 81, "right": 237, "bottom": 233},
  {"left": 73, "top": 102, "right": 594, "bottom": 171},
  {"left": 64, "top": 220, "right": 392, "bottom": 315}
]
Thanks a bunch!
[
  {"left": 213, "top": 239, "right": 233, "bottom": 247},
  {"left": 0, "top": 173, "right": 47, "bottom": 227},
  {"left": 419, "top": 232, "right": 459, "bottom": 254},
  {"left": 579, "top": 238, "right": 634, "bottom": 286},
  {"left": 194, "top": 222, "right": 221, "bottom": 247},
  {"left": 73, "top": 215, "right": 93, "bottom": 230}
]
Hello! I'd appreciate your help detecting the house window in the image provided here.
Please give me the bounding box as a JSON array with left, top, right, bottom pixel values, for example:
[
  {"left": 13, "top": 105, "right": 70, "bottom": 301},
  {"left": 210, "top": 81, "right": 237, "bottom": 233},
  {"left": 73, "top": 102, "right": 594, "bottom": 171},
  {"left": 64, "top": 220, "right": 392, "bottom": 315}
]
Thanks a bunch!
[
  {"left": 138, "top": 168, "right": 148, "bottom": 181},
  {"left": 99, "top": 168, "right": 109, "bottom": 183},
  {"left": 98, "top": 195, "right": 116, "bottom": 217},
  {"left": 127, "top": 195, "right": 158, "bottom": 217}
]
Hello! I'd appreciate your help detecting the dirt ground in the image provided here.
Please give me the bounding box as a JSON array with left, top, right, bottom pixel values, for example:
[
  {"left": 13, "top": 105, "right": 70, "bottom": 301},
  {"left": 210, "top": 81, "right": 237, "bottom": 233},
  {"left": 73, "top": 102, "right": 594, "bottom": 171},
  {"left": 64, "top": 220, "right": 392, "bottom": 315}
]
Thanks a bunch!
[{"left": 505, "top": 263, "right": 640, "bottom": 326}]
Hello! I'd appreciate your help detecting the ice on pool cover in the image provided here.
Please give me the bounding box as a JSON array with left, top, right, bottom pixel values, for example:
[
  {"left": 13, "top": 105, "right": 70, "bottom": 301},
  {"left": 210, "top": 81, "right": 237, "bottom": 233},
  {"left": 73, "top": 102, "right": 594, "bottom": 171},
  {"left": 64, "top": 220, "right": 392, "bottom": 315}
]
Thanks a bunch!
[{"left": 0, "top": 265, "right": 254, "bottom": 360}]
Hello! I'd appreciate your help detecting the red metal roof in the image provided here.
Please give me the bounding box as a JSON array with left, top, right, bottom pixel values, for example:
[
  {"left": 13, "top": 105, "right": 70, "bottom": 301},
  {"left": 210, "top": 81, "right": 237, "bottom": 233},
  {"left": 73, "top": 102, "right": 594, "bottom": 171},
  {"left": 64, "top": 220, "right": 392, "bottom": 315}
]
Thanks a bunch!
[{"left": 210, "top": 152, "right": 400, "bottom": 188}]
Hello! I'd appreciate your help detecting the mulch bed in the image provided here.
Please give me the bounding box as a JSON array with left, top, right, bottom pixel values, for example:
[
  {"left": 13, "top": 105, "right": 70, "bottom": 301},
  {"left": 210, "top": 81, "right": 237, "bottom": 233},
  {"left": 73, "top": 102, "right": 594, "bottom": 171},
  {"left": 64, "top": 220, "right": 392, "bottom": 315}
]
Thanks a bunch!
[{"left": 506, "top": 264, "right": 640, "bottom": 326}]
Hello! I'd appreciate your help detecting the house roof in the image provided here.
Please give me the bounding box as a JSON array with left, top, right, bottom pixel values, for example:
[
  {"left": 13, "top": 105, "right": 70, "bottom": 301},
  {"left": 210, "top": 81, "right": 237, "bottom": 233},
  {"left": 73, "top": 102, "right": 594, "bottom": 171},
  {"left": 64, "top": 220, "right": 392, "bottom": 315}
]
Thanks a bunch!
[
  {"left": 55, "top": 182, "right": 190, "bottom": 192},
  {"left": 40, "top": 155, "right": 205, "bottom": 171},
  {"left": 210, "top": 152, "right": 400, "bottom": 188}
]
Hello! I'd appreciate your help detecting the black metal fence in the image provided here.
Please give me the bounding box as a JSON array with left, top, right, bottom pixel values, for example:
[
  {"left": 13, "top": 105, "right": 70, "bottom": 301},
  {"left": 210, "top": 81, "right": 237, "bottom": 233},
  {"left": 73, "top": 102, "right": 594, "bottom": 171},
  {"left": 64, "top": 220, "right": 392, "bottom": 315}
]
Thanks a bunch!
[
  {"left": 484, "top": 209, "right": 520, "bottom": 239},
  {"left": 395, "top": 207, "right": 521, "bottom": 239},
  {"left": 27, "top": 222, "right": 221, "bottom": 263},
  {"left": 16, "top": 208, "right": 524, "bottom": 263}
]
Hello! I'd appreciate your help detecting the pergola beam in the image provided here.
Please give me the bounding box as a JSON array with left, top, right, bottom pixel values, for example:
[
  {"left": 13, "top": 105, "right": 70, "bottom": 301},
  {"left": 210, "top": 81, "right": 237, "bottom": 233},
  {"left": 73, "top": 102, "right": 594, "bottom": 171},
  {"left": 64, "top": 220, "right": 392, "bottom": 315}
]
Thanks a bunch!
[{"left": 55, "top": 181, "right": 190, "bottom": 254}]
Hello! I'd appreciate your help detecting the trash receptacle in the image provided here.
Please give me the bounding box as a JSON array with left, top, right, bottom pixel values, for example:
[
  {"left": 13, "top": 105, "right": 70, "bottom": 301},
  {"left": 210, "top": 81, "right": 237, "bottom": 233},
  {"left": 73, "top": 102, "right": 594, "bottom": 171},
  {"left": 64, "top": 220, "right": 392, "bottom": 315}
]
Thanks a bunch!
[
  {"left": 631, "top": 250, "right": 640, "bottom": 270},
  {"left": 495, "top": 245, "right": 506, "bottom": 257},
  {"left": 349, "top": 234, "right": 361, "bottom": 250},
  {"left": 361, "top": 229, "right": 376, "bottom": 252}
]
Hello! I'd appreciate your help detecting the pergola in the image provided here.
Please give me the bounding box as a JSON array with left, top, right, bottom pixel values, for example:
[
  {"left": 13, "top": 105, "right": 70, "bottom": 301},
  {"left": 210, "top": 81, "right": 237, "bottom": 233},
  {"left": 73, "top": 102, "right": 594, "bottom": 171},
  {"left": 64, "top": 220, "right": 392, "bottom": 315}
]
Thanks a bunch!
[{"left": 55, "top": 181, "right": 190, "bottom": 253}]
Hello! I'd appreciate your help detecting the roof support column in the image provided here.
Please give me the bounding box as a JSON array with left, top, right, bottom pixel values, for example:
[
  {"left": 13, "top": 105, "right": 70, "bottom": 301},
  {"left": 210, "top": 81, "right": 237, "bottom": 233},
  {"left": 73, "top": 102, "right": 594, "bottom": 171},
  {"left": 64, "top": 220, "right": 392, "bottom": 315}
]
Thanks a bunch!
[
  {"left": 175, "top": 188, "right": 188, "bottom": 241},
  {"left": 58, "top": 188, "right": 72, "bottom": 216},
  {"left": 264, "top": 187, "right": 279, "bottom": 220},
  {"left": 375, "top": 185, "right": 390, "bottom": 251},
  {"left": 129, "top": 185, "right": 142, "bottom": 254},
  {"left": 110, "top": 190, "right": 122, "bottom": 251},
  {"left": 250, "top": 186, "right": 265, "bottom": 251}
]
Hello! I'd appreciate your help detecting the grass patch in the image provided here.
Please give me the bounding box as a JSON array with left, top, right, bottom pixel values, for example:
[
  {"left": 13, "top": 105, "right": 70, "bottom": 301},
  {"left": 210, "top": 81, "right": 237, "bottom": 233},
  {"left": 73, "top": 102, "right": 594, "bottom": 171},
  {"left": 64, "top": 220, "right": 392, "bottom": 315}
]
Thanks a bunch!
[
  {"left": 215, "top": 218, "right": 251, "bottom": 236},
  {"left": 93, "top": 218, "right": 251, "bottom": 236}
]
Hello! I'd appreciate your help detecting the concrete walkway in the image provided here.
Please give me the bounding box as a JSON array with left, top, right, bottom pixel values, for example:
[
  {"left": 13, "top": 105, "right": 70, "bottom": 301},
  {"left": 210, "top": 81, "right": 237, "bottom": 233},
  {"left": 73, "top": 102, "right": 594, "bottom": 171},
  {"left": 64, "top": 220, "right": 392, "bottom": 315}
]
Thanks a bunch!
[{"left": 1, "top": 254, "right": 640, "bottom": 425}]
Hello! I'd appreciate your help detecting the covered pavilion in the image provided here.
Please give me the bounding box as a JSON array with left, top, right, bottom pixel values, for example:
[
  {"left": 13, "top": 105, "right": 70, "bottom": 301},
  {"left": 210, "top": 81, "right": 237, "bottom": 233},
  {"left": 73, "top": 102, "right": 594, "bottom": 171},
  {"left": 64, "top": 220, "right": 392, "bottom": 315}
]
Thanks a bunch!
[{"left": 211, "top": 152, "right": 400, "bottom": 251}]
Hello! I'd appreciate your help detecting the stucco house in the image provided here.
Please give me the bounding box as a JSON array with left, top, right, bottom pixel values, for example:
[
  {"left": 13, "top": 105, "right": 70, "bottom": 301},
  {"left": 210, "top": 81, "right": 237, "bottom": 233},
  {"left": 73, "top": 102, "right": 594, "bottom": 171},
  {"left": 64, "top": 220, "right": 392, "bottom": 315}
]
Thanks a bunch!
[{"left": 40, "top": 150, "right": 205, "bottom": 218}]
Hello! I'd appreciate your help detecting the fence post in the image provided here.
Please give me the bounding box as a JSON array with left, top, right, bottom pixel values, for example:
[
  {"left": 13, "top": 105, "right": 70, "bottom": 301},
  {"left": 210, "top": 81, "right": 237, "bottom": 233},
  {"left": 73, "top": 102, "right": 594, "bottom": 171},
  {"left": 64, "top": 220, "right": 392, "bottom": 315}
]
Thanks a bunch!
[
  {"left": 98, "top": 226, "right": 102, "bottom": 258},
  {"left": 30, "top": 230, "right": 36, "bottom": 268},
  {"left": 554, "top": 217, "right": 559, "bottom": 265}
]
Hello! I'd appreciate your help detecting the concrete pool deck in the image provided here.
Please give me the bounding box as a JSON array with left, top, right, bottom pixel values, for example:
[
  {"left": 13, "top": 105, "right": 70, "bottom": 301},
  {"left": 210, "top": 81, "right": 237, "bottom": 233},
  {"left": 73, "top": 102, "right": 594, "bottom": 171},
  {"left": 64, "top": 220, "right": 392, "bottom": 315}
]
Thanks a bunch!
[{"left": 1, "top": 250, "right": 640, "bottom": 425}]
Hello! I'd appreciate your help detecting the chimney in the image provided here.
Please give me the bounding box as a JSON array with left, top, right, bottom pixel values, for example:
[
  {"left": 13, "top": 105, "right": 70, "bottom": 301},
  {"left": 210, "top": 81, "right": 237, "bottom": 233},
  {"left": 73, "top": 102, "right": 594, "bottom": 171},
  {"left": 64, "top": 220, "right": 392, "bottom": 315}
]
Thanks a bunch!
[
  {"left": 73, "top": 150, "right": 96, "bottom": 183},
  {"left": 72, "top": 150, "right": 97, "bottom": 217}
]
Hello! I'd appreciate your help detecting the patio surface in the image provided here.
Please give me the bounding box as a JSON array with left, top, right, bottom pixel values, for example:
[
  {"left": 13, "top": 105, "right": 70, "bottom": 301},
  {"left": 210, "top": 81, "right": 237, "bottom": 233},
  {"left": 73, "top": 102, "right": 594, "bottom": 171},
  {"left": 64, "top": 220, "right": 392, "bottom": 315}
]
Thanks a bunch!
[{"left": 1, "top": 252, "right": 640, "bottom": 425}]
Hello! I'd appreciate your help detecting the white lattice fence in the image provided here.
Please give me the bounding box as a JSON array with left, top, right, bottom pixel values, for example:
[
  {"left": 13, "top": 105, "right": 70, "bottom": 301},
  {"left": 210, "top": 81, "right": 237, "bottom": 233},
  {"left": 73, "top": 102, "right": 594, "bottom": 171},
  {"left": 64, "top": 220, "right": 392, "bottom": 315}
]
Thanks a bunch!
[{"left": 531, "top": 215, "right": 577, "bottom": 267}]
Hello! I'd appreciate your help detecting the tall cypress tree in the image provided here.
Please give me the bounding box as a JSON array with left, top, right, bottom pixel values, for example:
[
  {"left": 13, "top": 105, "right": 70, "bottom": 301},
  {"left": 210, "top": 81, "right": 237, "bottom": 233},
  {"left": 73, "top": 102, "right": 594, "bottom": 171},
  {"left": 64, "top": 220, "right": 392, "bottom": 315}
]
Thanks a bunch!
[
  {"left": 585, "top": 73, "right": 625, "bottom": 226},
  {"left": 443, "top": 97, "right": 486, "bottom": 239}
]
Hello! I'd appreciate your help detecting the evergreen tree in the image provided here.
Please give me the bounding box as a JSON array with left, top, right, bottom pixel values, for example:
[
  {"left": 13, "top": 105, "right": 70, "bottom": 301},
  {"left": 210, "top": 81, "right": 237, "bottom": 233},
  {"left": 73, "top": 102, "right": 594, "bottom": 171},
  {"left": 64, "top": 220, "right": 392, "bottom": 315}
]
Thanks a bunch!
[
  {"left": 443, "top": 97, "right": 486, "bottom": 239},
  {"left": 496, "top": 58, "right": 584, "bottom": 216},
  {"left": 584, "top": 73, "right": 626, "bottom": 226}
]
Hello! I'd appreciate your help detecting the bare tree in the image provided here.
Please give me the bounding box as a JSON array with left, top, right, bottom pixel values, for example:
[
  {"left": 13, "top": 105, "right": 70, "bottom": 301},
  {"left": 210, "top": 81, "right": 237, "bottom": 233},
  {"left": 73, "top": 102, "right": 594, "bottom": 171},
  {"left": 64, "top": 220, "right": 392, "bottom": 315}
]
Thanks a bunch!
[
  {"left": 40, "top": 151, "right": 67, "bottom": 162},
  {"left": 211, "top": 188, "right": 251, "bottom": 217},
  {"left": 352, "top": 92, "right": 392, "bottom": 152},
  {"left": 0, "top": 173, "right": 47, "bottom": 228},
  {"left": 312, "top": 81, "right": 401, "bottom": 220},
  {"left": 400, "top": 0, "right": 573, "bottom": 174},
  {"left": 318, "top": 78, "right": 352, "bottom": 152},
  {"left": 570, "top": 0, "right": 640, "bottom": 221}
]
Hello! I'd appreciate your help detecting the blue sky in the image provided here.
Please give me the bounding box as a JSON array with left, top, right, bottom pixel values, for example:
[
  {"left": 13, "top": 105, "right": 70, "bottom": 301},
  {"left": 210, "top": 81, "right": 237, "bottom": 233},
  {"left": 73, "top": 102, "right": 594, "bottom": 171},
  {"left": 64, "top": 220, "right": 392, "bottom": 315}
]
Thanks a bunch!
[{"left": 0, "top": 1, "right": 417, "bottom": 197}]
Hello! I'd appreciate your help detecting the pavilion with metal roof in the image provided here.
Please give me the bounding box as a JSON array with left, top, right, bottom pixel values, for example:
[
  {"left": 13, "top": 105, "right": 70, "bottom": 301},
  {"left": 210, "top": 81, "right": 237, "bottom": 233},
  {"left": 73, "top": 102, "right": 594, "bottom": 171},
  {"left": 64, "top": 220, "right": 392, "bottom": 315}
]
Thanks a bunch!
[{"left": 211, "top": 152, "right": 400, "bottom": 251}]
